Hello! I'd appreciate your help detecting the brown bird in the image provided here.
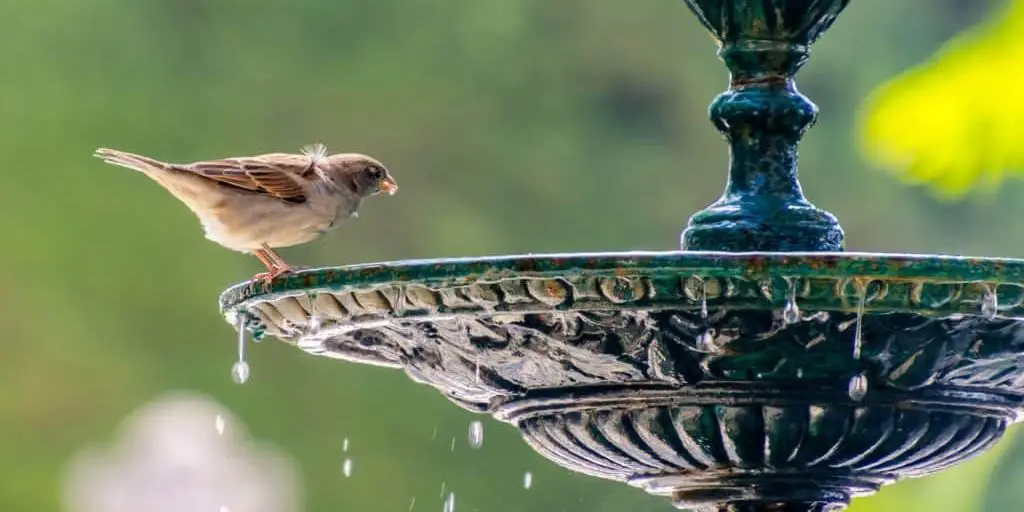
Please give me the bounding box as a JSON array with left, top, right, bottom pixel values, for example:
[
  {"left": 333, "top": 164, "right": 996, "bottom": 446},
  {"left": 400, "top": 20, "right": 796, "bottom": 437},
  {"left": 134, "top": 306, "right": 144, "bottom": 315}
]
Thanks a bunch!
[{"left": 93, "top": 144, "right": 397, "bottom": 283}]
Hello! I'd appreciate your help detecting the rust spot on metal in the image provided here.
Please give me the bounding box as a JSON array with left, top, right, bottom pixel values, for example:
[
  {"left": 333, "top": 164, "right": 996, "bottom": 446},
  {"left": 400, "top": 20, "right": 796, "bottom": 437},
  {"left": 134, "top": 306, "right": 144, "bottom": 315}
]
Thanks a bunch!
[{"left": 545, "top": 282, "right": 561, "bottom": 296}]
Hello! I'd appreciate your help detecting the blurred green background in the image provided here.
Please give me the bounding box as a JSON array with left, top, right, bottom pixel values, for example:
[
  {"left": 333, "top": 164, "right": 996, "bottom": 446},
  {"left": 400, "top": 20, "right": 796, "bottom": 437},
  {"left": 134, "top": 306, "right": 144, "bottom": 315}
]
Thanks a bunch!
[{"left": 4, "top": 0, "right": 1024, "bottom": 510}]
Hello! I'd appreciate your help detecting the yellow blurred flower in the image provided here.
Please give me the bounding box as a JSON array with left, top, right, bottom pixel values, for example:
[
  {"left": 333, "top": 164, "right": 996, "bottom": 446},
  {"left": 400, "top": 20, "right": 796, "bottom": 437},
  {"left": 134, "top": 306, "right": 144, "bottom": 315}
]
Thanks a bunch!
[{"left": 858, "top": 0, "right": 1024, "bottom": 198}]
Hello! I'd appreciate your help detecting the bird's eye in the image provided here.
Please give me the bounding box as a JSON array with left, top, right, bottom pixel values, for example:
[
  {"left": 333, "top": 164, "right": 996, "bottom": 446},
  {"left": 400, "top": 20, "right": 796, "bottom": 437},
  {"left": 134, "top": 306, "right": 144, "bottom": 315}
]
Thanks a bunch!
[{"left": 368, "top": 166, "right": 383, "bottom": 179}]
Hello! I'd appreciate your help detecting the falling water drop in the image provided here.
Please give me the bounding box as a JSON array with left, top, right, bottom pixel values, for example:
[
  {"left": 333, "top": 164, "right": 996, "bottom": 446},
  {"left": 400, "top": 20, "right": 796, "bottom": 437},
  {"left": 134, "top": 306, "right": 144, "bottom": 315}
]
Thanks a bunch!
[
  {"left": 468, "top": 421, "right": 484, "bottom": 449},
  {"left": 848, "top": 373, "right": 869, "bottom": 401},
  {"left": 474, "top": 360, "right": 481, "bottom": 384},
  {"left": 342, "top": 458, "right": 354, "bottom": 477},
  {"left": 439, "top": 481, "right": 447, "bottom": 498},
  {"left": 782, "top": 279, "right": 800, "bottom": 325},
  {"left": 523, "top": 471, "right": 533, "bottom": 489},
  {"left": 409, "top": 497, "right": 417, "bottom": 512},
  {"left": 852, "top": 282, "right": 866, "bottom": 361},
  {"left": 982, "top": 285, "right": 998, "bottom": 320},
  {"left": 232, "top": 314, "right": 250, "bottom": 384},
  {"left": 343, "top": 437, "right": 349, "bottom": 452},
  {"left": 430, "top": 427, "right": 439, "bottom": 441},
  {"left": 443, "top": 492, "right": 455, "bottom": 512},
  {"left": 450, "top": 436, "right": 456, "bottom": 452},
  {"left": 215, "top": 414, "right": 225, "bottom": 435}
]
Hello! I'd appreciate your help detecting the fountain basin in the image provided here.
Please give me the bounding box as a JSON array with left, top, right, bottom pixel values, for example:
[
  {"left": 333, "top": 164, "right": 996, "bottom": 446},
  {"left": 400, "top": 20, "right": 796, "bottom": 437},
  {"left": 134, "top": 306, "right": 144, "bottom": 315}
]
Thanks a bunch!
[{"left": 220, "top": 251, "right": 1024, "bottom": 510}]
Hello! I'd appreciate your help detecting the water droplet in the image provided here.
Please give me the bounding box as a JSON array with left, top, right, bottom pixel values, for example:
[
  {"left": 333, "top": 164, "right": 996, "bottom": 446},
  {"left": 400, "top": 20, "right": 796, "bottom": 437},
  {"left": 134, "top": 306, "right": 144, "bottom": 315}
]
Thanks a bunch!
[
  {"left": 782, "top": 301, "right": 800, "bottom": 325},
  {"left": 474, "top": 360, "right": 481, "bottom": 384},
  {"left": 782, "top": 279, "right": 800, "bottom": 325},
  {"left": 848, "top": 373, "right": 869, "bottom": 401},
  {"left": 232, "top": 314, "right": 250, "bottom": 384},
  {"left": 430, "top": 427, "right": 438, "bottom": 441},
  {"left": 450, "top": 436, "right": 456, "bottom": 452},
  {"left": 342, "top": 458, "right": 353, "bottom": 477},
  {"left": 440, "top": 481, "right": 446, "bottom": 498},
  {"left": 468, "top": 421, "right": 484, "bottom": 449},
  {"left": 523, "top": 471, "right": 533, "bottom": 489},
  {"left": 853, "top": 282, "right": 866, "bottom": 361},
  {"left": 982, "top": 285, "right": 998, "bottom": 320},
  {"left": 215, "top": 414, "right": 225, "bottom": 435},
  {"left": 699, "top": 278, "right": 708, "bottom": 320},
  {"left": 696, "top": 330, "right": 717, "bottom": 353},
  {"left": 343, "top": 437, "right": 349, "bottom": 452},
  {"left": 408, "top": 497, "right": 417, "bottom": 512},
  {"left": 443, "top": 492, "right": 455, "bottom": 512},
  {"left": 231, "top": 361, "right": 250, "bottom": 384}
]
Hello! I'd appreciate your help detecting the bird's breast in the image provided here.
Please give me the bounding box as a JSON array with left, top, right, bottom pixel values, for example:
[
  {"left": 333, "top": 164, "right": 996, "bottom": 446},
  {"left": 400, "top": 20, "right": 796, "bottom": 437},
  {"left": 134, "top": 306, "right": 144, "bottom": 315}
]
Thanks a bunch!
[{"left": 198, "top": 192, "right": 346, "bottom": 251}]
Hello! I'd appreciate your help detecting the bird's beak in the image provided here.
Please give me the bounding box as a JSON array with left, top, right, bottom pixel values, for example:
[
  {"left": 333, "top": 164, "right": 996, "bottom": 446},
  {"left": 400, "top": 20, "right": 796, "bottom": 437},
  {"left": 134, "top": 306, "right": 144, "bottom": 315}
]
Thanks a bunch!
[{"left": 380, "top": 178, "right": 398, "bottom": 195}]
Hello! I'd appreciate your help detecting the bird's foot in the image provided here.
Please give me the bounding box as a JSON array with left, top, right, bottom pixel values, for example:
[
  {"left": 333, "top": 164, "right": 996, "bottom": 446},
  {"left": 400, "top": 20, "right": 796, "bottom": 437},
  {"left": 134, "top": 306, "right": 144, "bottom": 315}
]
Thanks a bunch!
[{"left": 252, "top": 267, "right": 294, "bottom": 287}]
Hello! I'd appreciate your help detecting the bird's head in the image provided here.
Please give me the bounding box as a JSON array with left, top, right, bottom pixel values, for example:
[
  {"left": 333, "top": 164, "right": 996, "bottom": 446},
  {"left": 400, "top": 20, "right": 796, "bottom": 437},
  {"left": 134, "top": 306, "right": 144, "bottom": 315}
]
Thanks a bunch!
[{"left": 324, "top": 153, "right": 398, "bottom": 198}]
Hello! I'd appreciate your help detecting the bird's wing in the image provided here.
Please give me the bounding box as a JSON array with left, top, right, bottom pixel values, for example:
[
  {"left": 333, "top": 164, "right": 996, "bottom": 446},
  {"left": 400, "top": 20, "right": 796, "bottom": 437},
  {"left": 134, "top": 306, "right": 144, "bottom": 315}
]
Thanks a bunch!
[{"left": 180, "top": 153, "right": 316, "bottom": 204}]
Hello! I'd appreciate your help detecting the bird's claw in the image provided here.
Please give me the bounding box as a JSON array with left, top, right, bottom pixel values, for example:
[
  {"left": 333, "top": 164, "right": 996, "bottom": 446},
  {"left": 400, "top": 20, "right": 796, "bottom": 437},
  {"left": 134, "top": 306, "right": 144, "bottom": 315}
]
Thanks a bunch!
[{"left": 252, "top": 268, "right": 294, "bottom": 287}]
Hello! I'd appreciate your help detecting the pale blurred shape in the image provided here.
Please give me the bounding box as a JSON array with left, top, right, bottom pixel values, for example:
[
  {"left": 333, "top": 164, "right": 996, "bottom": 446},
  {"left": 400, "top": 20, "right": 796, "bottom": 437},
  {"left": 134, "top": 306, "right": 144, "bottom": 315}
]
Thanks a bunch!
[{"left": 62, "top": 391, "right": 301, "bottom": 512}]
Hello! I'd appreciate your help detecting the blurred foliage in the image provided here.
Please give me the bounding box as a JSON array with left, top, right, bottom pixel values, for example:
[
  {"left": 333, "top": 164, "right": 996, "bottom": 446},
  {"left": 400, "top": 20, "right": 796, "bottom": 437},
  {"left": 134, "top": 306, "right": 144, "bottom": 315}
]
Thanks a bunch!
[
  {"left": 858, "top": 0, "right": 1024, "bottom": 198},
  {"left": 2, "top": 0, "right": 1024, "bottom": 511}
]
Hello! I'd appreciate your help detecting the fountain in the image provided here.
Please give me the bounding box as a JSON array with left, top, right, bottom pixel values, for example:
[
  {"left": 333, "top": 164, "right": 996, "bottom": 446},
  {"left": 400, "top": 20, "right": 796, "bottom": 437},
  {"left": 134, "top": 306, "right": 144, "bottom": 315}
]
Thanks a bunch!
[{"left": 218, "top": 1, "right": 1024, "bottom": 510}]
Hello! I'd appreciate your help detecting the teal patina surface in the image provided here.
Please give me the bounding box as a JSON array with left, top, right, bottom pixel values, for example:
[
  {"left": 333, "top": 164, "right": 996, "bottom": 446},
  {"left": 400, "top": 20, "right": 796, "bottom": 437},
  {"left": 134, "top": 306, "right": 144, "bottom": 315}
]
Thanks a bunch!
[
  {"left": 221, "top": 252, "right": 1024, "bottom": 310},
  {"left": 218, "top": 1, "right": 1024, "bottom": 511},
  {"left": 680, "top": 0, "right": 849, "bottom": 252}
]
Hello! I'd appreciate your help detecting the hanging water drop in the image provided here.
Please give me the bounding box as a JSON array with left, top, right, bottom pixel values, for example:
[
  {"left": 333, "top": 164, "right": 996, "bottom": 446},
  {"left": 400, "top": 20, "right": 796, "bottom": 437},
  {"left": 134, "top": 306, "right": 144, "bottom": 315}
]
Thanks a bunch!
[
  {"left": 782, "top": 279, "right": 800, "bottom": 325},
  {"left": 852, "top": 282, "right": 866, "bottom": 361},
  {"left": 343, "top": 437, "right": 349, "bottom": 452},
  {"left": 848, "top": 373, "right": 869, "bottom": 401},
  {"left": 232, "top": 314, "right": 250, "bottom": 384},
  {"left": 981, "top": 285, "right": 998, "bottom": 320},
  {"left": 443, "top": 492, "right": 455, "bottom": 512},
  {"left": 699, "top": 277, "right": 708, "bottom": 320},
  {"left": 342, "top": 458, "right": 353, "bottom": 477},
  {"left": 468, "top": 421, "right": 484, "bottom": 449},
  {"left": 696, "top": 330, "right": 717, "bottom": 353},
  {"left": 215, "top": 414, "right": 225, "bottom": 435},
  {"left": 523, "top": 471, "right": 533, "bottom": 490},
  {"left": 231, "top": 361, "right": 250, "bottom": 384}
]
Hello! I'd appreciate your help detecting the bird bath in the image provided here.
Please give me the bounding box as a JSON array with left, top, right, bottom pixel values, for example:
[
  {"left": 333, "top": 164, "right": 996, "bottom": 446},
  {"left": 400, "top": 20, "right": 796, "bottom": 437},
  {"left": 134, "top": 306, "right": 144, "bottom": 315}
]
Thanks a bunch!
[{"left": 219, "top": 1, "right": 1024, "bottom": 510}]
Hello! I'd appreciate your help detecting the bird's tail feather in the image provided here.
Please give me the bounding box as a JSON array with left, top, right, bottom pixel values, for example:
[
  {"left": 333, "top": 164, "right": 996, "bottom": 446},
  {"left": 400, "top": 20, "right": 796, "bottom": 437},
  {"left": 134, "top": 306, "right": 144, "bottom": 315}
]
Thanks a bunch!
[{"left": 93, "top": 148, "right": 170, "bottom": 173}]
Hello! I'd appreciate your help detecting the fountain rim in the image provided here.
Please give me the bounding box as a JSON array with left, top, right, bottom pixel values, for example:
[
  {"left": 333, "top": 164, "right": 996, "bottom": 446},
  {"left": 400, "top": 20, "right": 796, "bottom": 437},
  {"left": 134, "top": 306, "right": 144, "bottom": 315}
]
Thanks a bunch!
[{"left": 220, "top": 250, "right": 1024, "bottom": 311}]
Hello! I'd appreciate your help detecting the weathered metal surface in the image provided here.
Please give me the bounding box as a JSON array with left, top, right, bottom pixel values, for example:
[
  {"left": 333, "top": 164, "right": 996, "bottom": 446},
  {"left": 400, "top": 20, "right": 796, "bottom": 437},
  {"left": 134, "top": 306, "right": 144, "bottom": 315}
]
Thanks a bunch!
[
  {"left": 680, "top": 0, "right": 850, "bottom": 252},
  {"left": 221, "top": 253, "right": 1024, "bottom": 511}
]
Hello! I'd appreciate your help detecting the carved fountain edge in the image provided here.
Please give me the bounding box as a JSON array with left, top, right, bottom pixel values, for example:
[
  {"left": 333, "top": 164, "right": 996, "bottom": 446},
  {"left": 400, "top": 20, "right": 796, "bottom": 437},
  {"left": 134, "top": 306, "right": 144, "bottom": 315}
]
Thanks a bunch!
[{"left": 219, "top": 252, "right": 1024, "bottom": 342}]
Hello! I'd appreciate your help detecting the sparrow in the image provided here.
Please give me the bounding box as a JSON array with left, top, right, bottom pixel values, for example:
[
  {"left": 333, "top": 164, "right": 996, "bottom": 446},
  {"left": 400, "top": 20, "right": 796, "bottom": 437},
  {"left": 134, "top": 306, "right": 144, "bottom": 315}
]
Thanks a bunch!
[{"left": 93, "top": 144, "right": 398, "bottom": 283}]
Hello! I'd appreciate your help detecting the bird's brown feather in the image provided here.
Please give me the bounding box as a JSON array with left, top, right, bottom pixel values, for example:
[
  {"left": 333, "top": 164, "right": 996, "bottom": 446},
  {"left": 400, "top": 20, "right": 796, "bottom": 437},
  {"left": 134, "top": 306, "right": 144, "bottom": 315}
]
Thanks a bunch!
[{"left": 179, "top": 154, "right": 315, "bottom": 204}]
